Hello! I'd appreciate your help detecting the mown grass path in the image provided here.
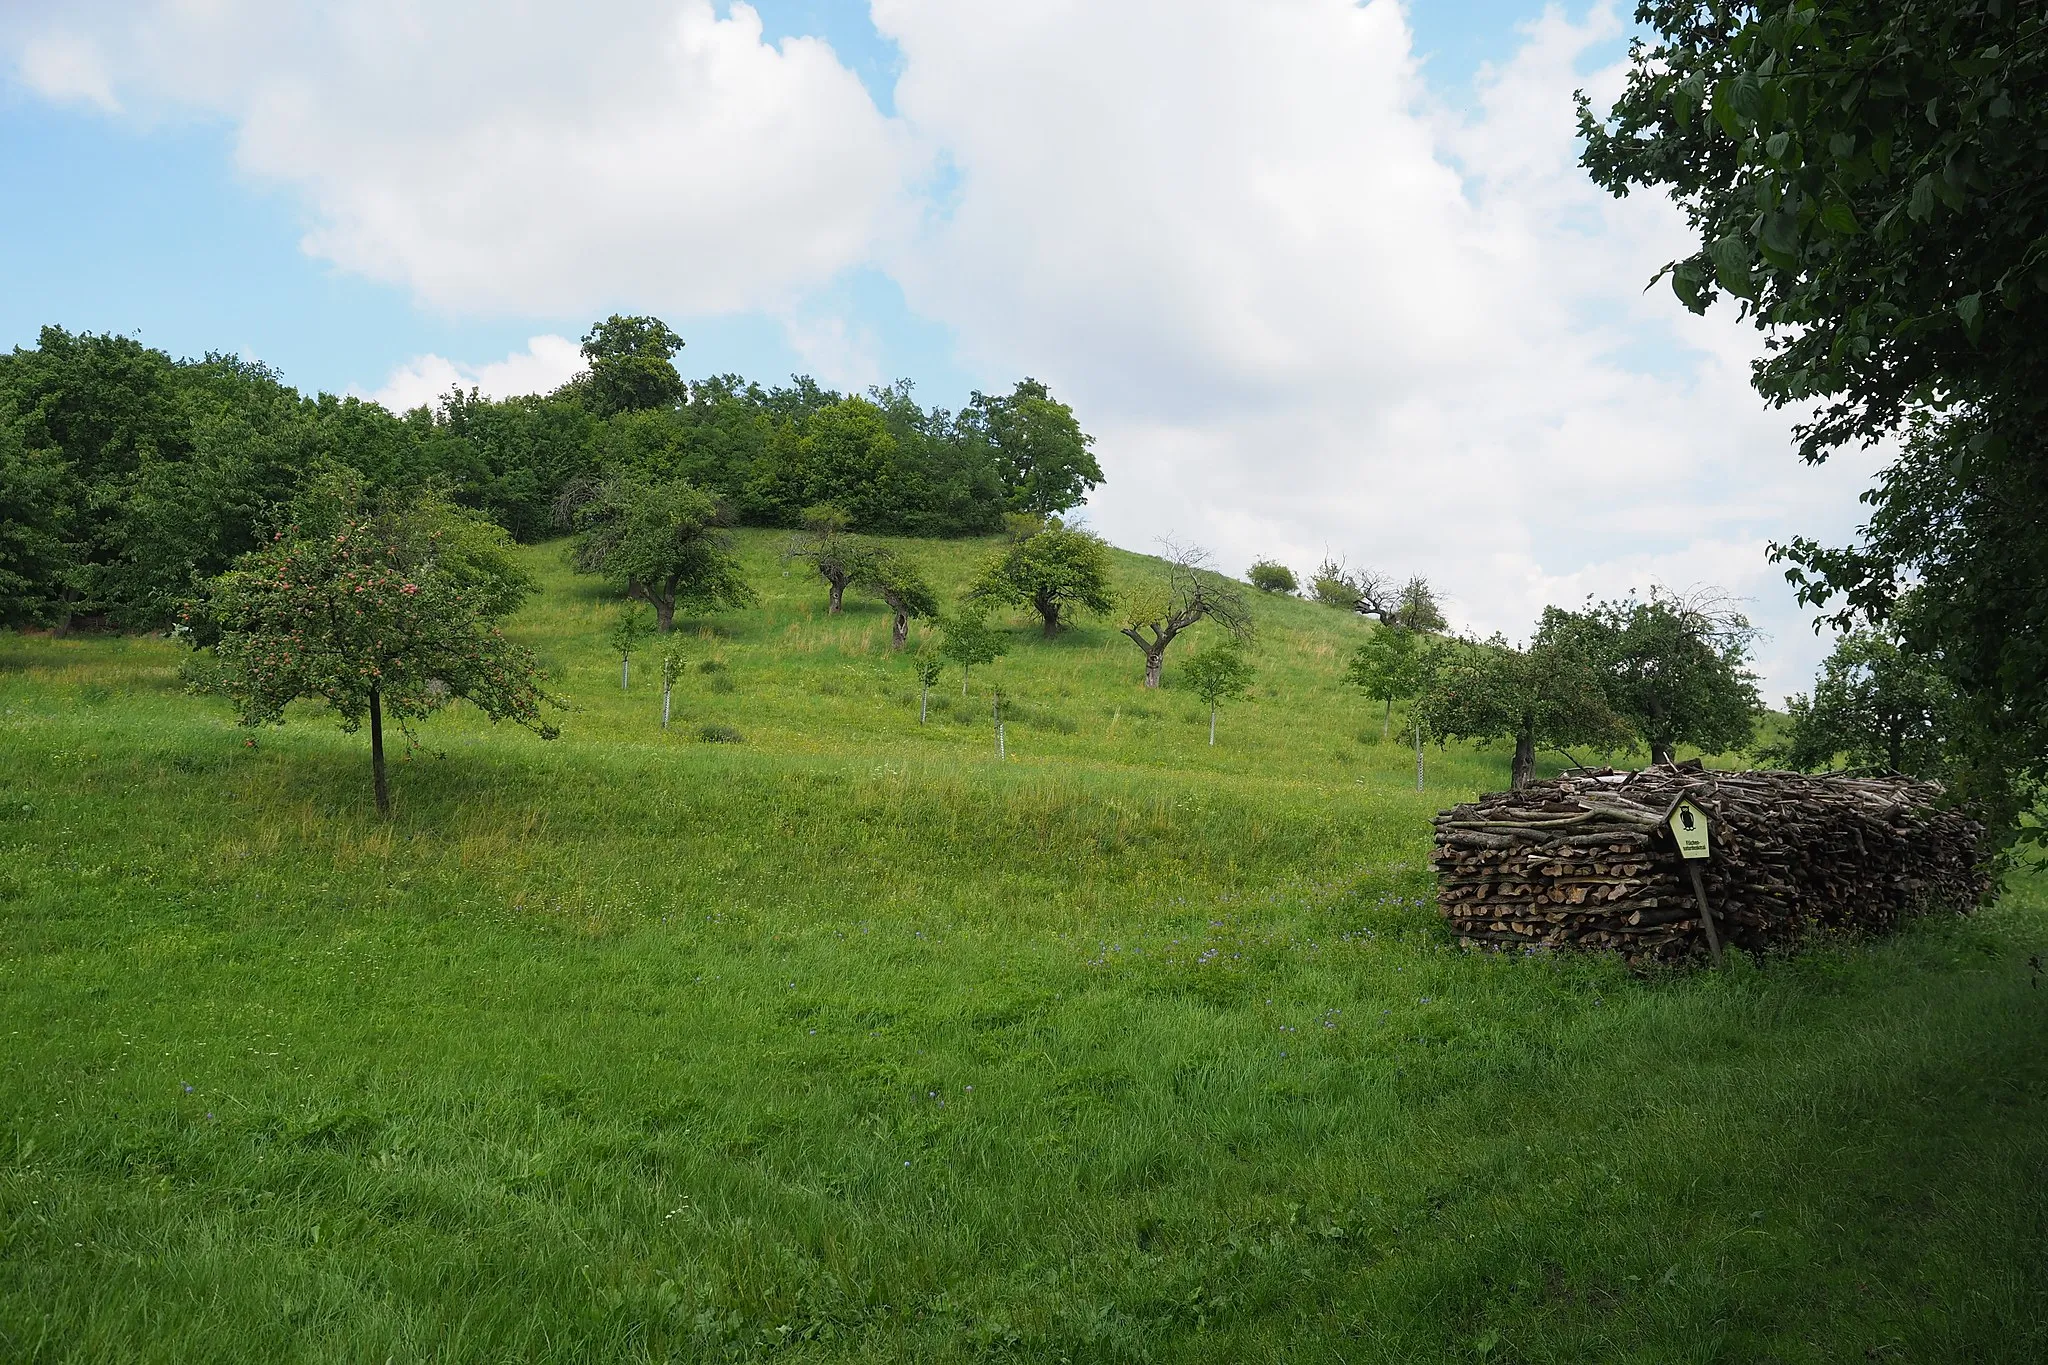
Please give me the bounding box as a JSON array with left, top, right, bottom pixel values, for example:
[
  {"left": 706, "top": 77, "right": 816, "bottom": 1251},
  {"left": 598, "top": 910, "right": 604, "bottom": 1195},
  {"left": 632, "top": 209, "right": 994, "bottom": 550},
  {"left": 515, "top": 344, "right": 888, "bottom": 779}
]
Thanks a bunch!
[{"left": 3, "top": 536, "right": 2044, "bottom": 1362}]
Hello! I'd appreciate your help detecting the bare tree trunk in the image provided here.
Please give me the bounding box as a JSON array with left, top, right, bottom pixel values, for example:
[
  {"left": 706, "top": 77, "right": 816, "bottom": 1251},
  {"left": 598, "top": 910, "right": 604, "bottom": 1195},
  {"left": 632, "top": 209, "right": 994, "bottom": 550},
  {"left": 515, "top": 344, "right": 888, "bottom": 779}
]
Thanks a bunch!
[
  {"left": 621, "top": 655, "right": 630, "bottom": 690},
  {"left": 892, "top": 611, "right": 909, "bottom": 650},
  {"left": 1511, "top": 728, "right": 1536, "bottom": 789},
  {"left": 993, "top": 691, "right": 1004, "bottom": 757},
  {"left": 827, "top": 575, "right": 845, "bottom": 613},
  {"left": 654, "top": 598, "right": 675, "bottom": 633},
  {"left": 919, "top": 683, "right": 929, "bottom": 724},
  {"left": 1383, "top": 697, "right": 1391, "bottom": 740},
  {"left": 1144, "top": 651, "right": 1163, "bottom": 688},
  {"left": 1209, "top": 705, "right": 1216, "bottom": 746},
  {"left": 1651, "top": 742, "right": 1674, "bottom": 766},
  {"left": 1414, "top": 717, "right": 1424, "bottom": 792},
  {"left": 1038, "top": 597, "right": 1060, "bottom": 638},
  {"left": 370, "top": 686, "right": 390, "bottom": 817},
  {"left": 662, "top": 679, "right": 672, "bottom": 729}
]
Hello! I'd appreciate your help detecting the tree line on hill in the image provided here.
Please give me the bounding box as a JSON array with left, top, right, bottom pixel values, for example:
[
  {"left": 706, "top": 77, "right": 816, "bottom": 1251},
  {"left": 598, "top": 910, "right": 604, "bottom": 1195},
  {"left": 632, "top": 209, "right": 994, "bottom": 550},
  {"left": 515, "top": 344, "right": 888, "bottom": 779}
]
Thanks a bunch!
[
  {"left": 0, "top": 315, "right": 1102, "bottom": 633},
  {"left": 164, "top": 449, "right": 1974, "bottom": 818}
]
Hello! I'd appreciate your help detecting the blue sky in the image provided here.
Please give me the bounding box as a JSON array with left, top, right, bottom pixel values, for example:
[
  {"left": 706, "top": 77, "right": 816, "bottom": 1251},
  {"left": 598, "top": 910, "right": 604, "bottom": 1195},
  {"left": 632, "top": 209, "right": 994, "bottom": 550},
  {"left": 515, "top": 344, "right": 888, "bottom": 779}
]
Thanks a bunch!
[{"left": 0, "top": 0, "right": 1604, "bottom": 403}]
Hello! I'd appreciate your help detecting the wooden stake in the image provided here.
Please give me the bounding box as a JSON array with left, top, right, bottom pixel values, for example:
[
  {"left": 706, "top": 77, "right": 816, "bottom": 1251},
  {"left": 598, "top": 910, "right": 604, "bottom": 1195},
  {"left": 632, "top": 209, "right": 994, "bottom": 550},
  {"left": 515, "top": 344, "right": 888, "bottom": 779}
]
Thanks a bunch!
[{"left": 1685, "top": 860, "right": 1725, "bottom": 967}]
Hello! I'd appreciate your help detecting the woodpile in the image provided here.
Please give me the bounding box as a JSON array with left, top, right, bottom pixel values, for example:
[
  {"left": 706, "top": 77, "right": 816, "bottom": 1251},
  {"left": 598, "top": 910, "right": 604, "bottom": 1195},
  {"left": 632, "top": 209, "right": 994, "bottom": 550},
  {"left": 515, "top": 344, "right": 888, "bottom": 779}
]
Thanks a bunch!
[{"left": 1432, "top": 763, "right": 1992, "bottom": 967}]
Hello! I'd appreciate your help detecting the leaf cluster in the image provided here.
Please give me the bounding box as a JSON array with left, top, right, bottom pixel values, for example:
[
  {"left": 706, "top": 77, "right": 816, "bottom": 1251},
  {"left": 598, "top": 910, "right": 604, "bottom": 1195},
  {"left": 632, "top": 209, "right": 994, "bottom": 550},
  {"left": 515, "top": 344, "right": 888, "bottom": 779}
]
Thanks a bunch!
[{"left": 184, "top": 471, "right": 558, "bottom": 742}]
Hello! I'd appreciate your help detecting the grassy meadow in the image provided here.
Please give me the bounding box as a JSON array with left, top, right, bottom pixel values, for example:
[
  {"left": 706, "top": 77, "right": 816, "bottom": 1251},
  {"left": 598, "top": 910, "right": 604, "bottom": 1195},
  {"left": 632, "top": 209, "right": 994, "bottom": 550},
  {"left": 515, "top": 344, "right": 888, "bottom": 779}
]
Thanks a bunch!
[{"left": 3, "top": 531, "right": 2046, "bottom": 1362}]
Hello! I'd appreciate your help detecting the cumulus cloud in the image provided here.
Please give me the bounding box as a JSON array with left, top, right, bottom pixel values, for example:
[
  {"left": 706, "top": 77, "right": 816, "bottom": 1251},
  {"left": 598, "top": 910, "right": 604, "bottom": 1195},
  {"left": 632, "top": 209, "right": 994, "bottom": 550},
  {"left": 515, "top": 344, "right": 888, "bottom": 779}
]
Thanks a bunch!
[
  {"left": 361, "top": 334, "right": 584, "bottom": 414},
  {"left": 1, "top": 0, "right": 1880, "bottom": 696},
  {"left": 2, "top": 1, "right": 918, "bottom": 316},
  {"left": 873, "top": 0, "right": 1877, "bottom": 697},
  {"left": 15, "top": 33, "right": 120, "bottom": 111}
]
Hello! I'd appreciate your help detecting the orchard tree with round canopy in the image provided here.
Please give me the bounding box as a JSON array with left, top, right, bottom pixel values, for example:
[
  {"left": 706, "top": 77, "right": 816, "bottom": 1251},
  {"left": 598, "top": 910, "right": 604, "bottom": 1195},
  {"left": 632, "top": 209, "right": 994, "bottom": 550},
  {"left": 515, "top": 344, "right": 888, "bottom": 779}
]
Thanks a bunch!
[
  {"left": 1416, "top": 617, "right": 1630, "bottom": 789},
  {"left": 970, "top": 519, "right": 1114, "bottom": 638},
  {"left": 1765, "top": 611, "right": 1959, "bottom": 778},
  {"left": 1551, "top": 590, "right": 1763, "bottom": 765},
  {"left": 559, "top": 472, "right": 755, "bottom": 633},
  {"left": 184, "top": 470, "right": 559, "bottom": 816}
]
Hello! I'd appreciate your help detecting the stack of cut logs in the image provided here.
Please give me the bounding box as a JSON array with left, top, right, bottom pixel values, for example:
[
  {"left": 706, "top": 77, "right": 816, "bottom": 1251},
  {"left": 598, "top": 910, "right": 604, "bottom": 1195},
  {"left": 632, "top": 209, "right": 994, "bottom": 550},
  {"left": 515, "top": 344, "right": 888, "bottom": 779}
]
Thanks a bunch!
[{"left": 1432, "top": 764, "right": 1991, "bottom": 966}]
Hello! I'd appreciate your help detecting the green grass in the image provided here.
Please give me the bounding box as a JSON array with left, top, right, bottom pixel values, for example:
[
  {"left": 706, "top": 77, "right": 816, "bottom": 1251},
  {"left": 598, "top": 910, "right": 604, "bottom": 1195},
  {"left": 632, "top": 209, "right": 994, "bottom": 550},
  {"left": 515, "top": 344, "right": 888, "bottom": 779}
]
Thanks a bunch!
[{"left": 3, "top": 532, "right": 2045, "bottom": 1362}]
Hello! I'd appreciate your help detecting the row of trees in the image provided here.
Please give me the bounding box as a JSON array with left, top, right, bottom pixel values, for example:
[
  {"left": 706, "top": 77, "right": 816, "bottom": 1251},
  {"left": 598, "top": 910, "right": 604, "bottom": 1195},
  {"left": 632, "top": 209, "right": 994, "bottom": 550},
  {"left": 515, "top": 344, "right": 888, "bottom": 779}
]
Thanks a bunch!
[
  {"left": 0, "top": 316, "right": 1103, "bottom": 632},
  {"left": 1346, "top": 591, "right": 1765, "bottom": 789}
]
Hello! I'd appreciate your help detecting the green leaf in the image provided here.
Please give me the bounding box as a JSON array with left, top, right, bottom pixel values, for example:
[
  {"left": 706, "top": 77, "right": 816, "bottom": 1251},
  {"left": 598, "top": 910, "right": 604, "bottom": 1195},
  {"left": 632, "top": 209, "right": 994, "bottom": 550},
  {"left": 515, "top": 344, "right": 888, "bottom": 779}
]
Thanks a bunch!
[
  {"left": 1760, "top": 209, "right": 1801, "bottom": 259},
  {"left": 1956, "top": 292, "right": 1984, "bottom": 341},
  {"left": 1820, "top": 200, "right": 1861, "bottom": 235},
  {"left": 1908, "top": 174, "right": 1937, "bottom": 222},
  {"left": 1709, "top": 236, "right": 1755, "bottom": 298}
]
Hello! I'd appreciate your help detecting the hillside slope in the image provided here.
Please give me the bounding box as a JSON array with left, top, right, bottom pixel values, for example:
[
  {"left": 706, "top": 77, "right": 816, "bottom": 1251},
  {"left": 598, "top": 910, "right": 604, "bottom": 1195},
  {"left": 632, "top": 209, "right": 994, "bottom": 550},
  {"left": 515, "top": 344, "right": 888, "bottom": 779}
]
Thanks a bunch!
[{"left": 1, "top": 533, "right": 2044, "bottom": 1362}]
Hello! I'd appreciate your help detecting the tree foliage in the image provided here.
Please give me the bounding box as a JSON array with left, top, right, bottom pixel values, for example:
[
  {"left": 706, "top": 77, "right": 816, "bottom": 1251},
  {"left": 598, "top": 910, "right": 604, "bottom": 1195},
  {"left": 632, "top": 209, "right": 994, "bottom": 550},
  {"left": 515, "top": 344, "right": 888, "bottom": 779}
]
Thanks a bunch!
[
  {"left": 578, "top": 315, "right": 686, "bottom": 418},
  {"left": 1306, "top": 557, "right": 1445, "bottom": 631},
  {"left": 1764, "top": 618, "right": 1958, "bottom": 777},
  {"left": 938, "top": 611, "right": 1007, "bottom": 693},
  {"left": 183, "top": 471, "right": 557, "bottom": 814},
  {"left": 0, "top": 324, "right": 1096, "bottom": 631},
  {"left": 1181, "top": 639, "right": 1256, "bottom": 746},
  {"left": 1247, "top": 559, "right": 1297, "bottom": 594},
  {"left": 854, "top": 544, "right": 940, "bottom": 651},
  {"left": 969, "top": 521, "right": 1115, "bottom": 638},
  {"left": 1579, "top": 1, "right": 2048, "bottom": 830},
  {"left": 1550, "top": 591, "right": 1763, "bottom": 764},
  {"left": 784, "top": 503, "right": 866, "bottom": 614},
  {"left": 1115, "top": 543, "right": 1252, "bottom": 688},
  {"left": 1344, "top": 625, "right": 1425, "bottom": 740},
  {"left": 960, "top": 379, "right": 1104, "bottom": 517},
  {"left": 560, "top": 473, "right": 755, "bottom": 632},
  {"left": 1417, "top": 620, "right": 1630, "bottom": 788}
]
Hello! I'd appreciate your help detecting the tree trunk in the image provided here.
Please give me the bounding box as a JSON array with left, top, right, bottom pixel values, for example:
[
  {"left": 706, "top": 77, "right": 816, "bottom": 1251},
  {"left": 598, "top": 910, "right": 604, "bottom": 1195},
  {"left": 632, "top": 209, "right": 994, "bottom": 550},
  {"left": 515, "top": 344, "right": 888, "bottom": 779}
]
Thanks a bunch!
[
  {"left": 662, "top": 680, "right": 672, "bottom": 729},
  {"left": 892, "top": 611, "right": 909, "bottom": 650},
  {"left": 919, "top": 682, "right": 929, "bottom": 724},
  {"left": 1209, "top": 705, "right": 1217, "bottom": 746},
  {"left": 1383, "top": 697, "right": 1391, "bottom": 741},
  {"left": 654, "top": 598, "right": 675, "bottom": 634},
  {"left": 1651, "top": 742, "right": 1674, "bottom": 766},
  {"left": 621, "top": 655, "right": 630, "bottom": 690},
  {"left": 827, "top": 575, "right": 845, "bottom": 613},
  {"left": 962, "top": 666, "right": 969, "bottom": 696},
  {"left": 1038, "top": 596, "right": 1060, "bottom": 638},
  {"left": 993, "top": 692, "right": 1004, "bottom": 757},
  {"left": 1511, "top": 727, "right": 1536, "bottom": 789},
  {"left": 1144, "top": 651, "right": 1163, "bottom": 688},
  {"left": 370, "top": 686, "right": 390, "bottom": 817},
  {"left": 1414, "top": 718, "right": 1424, "bottom": 792}
]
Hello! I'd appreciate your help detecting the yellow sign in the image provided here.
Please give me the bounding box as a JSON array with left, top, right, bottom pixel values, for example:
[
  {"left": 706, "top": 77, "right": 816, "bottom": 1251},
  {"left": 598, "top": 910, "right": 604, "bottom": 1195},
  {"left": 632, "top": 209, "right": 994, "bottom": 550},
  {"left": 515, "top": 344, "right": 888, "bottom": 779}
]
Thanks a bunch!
[{"left": 1668, "top": 798, "right": 1711, "bottom": 860}]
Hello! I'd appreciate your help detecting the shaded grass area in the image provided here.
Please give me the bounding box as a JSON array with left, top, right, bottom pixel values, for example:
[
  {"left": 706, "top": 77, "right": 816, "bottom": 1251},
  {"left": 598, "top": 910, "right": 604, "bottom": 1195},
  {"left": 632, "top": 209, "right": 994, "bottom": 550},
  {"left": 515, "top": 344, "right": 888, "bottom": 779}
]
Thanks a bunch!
[{"left": 2, "top": 540, "right": 2046, "bottom": 1362}]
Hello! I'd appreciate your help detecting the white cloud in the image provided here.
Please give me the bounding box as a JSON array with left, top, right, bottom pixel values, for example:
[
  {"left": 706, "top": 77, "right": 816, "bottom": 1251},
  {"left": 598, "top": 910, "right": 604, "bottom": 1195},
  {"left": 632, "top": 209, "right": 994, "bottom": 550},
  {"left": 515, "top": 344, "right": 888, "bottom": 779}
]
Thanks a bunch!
[
  {"left": 870, "top": 0, "right": 1877, "bottom": 699},
  {"left": 362, "top": 334, "right": 584, "bottom": 413},
  {"left": 15, "top": 33, "right": 119, "bottom": 111},
  {"left": 2, "top": 0, "right": 1884, "bottom": 698},
  {"left": 5, "top": 1, "right": 918, "bottom": 317}
]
